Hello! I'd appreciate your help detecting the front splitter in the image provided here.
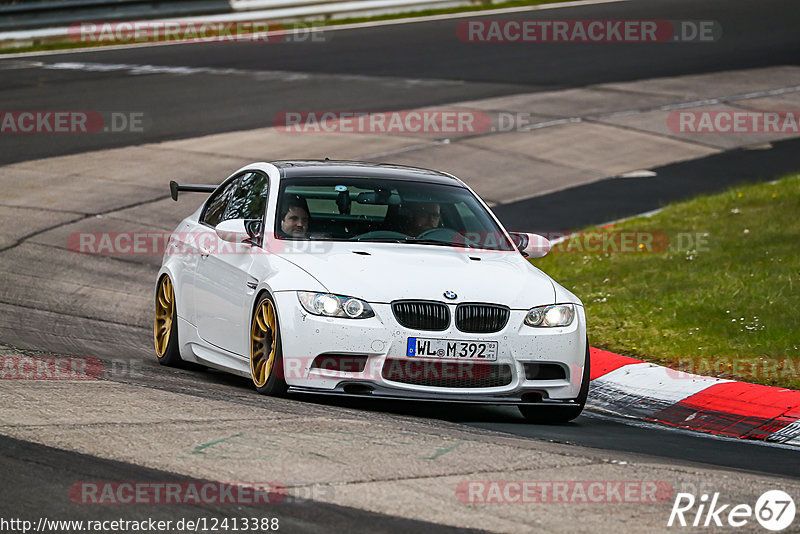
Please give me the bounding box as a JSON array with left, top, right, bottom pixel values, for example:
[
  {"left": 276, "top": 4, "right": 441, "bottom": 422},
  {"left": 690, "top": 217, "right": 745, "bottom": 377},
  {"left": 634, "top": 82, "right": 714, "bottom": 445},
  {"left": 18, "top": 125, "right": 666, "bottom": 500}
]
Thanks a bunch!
[{"left": 287, "top": 384, "right": 580, "bottom": 406}]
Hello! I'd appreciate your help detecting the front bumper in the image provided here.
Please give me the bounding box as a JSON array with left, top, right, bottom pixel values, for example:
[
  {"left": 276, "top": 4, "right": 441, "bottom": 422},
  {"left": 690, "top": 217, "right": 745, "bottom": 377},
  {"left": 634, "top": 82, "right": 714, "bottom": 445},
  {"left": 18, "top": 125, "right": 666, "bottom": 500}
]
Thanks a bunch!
[
  {"left": 287, "top": 384, "right": 584, "bottom": 406},
  {"left": 274, "top": 292, "right": 587, "bottom": 401}
]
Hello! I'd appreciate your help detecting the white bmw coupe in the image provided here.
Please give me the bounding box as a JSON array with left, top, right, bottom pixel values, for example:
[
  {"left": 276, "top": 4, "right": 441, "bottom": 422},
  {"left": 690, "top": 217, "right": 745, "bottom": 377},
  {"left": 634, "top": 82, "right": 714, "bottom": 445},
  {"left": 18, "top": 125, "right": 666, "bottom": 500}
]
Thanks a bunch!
[{"left": 155, "top": 160, "right": 589, "bottom": 422}]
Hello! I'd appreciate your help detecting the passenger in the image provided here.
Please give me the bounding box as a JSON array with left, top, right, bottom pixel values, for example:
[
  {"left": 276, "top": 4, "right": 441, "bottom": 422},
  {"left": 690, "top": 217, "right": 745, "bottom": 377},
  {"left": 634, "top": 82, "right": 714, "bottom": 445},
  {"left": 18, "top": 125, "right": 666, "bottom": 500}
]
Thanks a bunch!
[{"left": 279, "top": 194, "right": 310, "bottom": 238}]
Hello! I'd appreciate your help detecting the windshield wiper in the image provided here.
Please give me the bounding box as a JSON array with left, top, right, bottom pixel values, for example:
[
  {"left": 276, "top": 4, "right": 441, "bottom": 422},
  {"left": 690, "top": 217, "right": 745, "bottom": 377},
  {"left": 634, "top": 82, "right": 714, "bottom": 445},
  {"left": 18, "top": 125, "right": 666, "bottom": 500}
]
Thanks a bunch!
[
  {"left": 407, "top": 238, "right": 470, "bottom": 248},
  {"left": 349, "top": 236, "right": 472, "bottom": 248},
  {"left": 349, "top": 237, "right": 409, "bottom": 243}
]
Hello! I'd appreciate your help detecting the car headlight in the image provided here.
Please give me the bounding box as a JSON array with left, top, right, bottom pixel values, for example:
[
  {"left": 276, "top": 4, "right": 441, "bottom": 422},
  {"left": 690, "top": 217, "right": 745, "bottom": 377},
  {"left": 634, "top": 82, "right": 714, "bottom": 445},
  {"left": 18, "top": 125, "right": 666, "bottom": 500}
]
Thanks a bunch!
[
  {"left": 524, "top": 304, "right": 575, "bottom": 327},
  {"left": 297, "top": 292, "right": 375, "bottom": 319}
]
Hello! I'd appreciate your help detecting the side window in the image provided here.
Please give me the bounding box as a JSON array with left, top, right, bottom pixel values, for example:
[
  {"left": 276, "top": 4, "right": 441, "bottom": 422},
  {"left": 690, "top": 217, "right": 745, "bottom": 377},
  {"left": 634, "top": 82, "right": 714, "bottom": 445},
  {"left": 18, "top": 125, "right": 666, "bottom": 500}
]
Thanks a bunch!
[
  {"left": 225, "top": 172, "right": 269, "bottom": 221},
  {"left": 200, "top": 176, "right": 240, "bottom": 227}
]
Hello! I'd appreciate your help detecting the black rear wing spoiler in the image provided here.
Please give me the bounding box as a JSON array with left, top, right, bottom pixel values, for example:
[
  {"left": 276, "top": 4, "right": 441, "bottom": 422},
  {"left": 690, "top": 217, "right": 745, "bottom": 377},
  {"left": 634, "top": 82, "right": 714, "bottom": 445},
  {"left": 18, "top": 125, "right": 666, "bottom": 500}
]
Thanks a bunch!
[{"left": 170, "top": 180, "right": 217, "bottom": 201}]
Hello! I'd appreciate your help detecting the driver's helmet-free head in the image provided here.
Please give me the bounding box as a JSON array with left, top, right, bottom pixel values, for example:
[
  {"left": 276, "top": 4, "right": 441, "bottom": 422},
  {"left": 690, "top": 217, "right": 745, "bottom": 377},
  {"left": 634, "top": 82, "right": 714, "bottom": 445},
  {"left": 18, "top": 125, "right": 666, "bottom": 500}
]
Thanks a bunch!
[{"left": 402, "top": 201, "right": 441, "bottom": 236}]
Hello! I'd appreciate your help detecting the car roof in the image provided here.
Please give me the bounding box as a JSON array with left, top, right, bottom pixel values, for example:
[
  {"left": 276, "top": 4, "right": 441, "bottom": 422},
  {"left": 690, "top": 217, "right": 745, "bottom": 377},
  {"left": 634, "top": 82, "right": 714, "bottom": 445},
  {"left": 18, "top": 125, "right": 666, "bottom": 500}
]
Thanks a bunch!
[{"left": 271, "top": 160, "right": 463, "bottom": 186}]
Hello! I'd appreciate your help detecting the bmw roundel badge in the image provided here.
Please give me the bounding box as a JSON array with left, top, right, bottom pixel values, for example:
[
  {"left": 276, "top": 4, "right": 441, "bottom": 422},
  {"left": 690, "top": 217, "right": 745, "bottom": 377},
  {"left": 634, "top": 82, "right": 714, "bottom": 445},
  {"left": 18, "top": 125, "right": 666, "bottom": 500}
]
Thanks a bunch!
[{"left": 443, "top": 290, "right": 457, "bottom": 300}]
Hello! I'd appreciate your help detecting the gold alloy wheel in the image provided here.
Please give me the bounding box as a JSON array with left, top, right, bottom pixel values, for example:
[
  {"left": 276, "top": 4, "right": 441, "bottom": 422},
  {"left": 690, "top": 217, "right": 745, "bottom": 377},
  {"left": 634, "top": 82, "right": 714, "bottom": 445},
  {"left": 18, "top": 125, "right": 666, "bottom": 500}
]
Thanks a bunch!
[
  {"left": 250, "top": 298, "right": 277, "bottom": 387},
  {"left": 154, "top": 276, "right": 175, "bottom": 357}
]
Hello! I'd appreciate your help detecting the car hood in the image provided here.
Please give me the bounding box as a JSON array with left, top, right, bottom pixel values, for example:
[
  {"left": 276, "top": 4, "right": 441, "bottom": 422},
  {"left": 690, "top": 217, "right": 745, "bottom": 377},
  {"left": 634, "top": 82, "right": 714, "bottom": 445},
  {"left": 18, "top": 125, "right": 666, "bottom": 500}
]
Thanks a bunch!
[{"left": 274, "top": 242, "right": 555, "bottom": 308}]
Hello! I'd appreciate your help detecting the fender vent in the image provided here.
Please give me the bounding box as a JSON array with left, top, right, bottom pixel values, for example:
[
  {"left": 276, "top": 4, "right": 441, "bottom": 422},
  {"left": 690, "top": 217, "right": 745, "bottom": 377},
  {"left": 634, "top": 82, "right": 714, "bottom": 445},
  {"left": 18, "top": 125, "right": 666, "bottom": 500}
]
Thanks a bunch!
[
  {"left": 522, "top": 363, "right": 567, "bottom": 380},
  {"left": 310, "top": 354, "right": 368, "bottom": 373}
]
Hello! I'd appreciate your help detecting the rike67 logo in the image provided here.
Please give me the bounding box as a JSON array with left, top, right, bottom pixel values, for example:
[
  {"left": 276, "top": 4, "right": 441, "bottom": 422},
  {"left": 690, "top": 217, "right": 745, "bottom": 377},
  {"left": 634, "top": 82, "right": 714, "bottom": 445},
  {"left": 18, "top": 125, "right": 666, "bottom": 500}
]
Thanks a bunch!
[{"left": 668, "top": 490, "right": 795, "bottom": 531}]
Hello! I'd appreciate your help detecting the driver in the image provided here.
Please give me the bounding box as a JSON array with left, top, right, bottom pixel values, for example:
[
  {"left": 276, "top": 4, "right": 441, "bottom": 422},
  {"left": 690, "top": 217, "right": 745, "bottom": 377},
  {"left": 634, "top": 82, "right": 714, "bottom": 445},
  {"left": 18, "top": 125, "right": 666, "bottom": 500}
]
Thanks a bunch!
[
  {"left": 279, "top": 194, "right": 310, "bottom": 238},
  {"left": 402, "top": 202, "right": 441, "bottom": 237}
]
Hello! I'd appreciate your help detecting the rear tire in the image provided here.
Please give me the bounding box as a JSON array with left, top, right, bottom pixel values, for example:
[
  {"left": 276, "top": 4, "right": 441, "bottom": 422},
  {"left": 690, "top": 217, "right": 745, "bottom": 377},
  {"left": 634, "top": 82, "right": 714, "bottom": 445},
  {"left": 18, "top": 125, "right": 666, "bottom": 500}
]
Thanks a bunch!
[
  {"left": 519, "top": 341, "right": 590, "bottom": 424},
  {"left": 250, "top": 292, "right": 288, "bottom": 396},
  {"left": 154, "top": 275, "right": 182, "bottom": 366}
]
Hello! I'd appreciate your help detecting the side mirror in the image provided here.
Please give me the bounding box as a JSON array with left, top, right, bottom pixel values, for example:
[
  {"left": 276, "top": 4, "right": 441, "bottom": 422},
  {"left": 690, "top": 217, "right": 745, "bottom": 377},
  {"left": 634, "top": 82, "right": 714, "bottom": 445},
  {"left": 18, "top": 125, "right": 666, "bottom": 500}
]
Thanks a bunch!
[
  {"left": 509, "top": 232, "right": 551, "bottom": 258},
  {"left": 215, "top": 219, "right": 250, "bottom": 244}
]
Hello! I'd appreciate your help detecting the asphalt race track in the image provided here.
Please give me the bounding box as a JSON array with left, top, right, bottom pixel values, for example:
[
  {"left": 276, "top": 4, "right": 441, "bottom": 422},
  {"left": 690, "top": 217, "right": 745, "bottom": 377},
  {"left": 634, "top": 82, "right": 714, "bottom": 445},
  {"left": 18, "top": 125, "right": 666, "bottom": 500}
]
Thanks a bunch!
[
  {"left": 1, "top": 0, "right": 800, "bottom": 532},
  {"left": 0, "top": 434, "right": 480, "bottom": 533},
  {"left": 494, "top": 136, "right": 800, "bottom": 231},
  {"left": 1, "top": 0, "right": 799, "bottom": 164}
]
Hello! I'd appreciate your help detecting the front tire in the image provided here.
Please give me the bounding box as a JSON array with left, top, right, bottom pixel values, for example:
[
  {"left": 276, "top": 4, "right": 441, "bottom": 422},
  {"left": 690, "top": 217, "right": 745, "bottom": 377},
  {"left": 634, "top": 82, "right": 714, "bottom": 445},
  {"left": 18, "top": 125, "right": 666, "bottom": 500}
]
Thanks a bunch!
[
  {"left": 250, "top": 292, "right": 288, "bottom": 396},
  {"left": 154, "top": 275, "right": 182, "bottom": 366},
  {"left": 519, "top": 342, "right": 590, "bottom": 424}
]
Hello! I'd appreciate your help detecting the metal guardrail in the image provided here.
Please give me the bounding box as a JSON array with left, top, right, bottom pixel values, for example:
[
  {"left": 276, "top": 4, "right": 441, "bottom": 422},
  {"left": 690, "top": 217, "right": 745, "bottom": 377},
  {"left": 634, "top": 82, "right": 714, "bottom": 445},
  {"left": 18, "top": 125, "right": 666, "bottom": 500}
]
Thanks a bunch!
[
  {"left": 1, "top": 0, "right": 152, "bottom": 14},
  {"left": 0, "top": 0, "right": 231, "bottom": 31},
  {"left": 0, "top": 0, "right": 479, "bottom": 31},
  {"left": 227, "top": 0, "right": 471, "bottom": 22}
]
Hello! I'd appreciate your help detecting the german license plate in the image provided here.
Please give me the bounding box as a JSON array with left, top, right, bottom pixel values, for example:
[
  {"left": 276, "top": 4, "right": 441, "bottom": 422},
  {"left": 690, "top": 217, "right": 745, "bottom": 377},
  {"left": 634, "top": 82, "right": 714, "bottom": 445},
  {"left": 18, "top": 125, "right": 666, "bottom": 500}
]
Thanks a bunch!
[{"left": 406, "top": 337, "right": 498, "bottom": 361}]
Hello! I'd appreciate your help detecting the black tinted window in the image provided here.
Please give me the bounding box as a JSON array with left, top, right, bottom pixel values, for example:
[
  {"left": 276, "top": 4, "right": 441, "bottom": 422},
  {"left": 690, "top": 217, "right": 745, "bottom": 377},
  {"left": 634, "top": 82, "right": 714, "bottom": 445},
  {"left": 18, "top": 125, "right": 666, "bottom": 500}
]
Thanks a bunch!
[
  {"left": 200, "top": 176, "right": 240, "bottom": 227},
  {"left": 226, "top": 172, "right": 269, "bottom": 220}
]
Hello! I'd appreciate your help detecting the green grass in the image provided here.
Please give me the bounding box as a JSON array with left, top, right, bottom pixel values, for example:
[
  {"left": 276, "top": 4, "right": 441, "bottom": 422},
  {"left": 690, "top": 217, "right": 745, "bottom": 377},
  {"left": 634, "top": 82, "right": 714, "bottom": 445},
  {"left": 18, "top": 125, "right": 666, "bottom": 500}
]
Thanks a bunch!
[
  {"left": 531, "top": 175, "right": 800, "bottom": 389},
  {"left": 1, "top": 0, "right": 574, "bottom": 55}
]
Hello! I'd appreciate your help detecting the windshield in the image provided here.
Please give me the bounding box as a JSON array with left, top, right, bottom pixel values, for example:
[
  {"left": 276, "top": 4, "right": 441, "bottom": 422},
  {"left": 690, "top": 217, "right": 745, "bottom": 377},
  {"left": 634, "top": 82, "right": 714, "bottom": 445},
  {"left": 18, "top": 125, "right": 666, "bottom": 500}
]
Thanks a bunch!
[{"left": 274, "top": 177, "right": 515, "bottom": 251}]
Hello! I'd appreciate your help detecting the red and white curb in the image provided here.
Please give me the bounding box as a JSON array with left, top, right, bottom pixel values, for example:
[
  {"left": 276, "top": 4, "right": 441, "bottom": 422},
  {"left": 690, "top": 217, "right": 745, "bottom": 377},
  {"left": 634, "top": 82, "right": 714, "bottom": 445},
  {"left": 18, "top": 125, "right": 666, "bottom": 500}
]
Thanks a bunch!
[{"left": 588, "top": 348, "right": 800, "bottom": 445}]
